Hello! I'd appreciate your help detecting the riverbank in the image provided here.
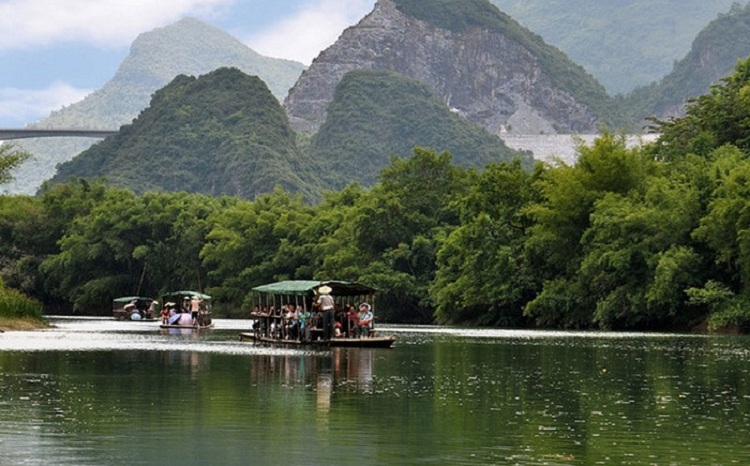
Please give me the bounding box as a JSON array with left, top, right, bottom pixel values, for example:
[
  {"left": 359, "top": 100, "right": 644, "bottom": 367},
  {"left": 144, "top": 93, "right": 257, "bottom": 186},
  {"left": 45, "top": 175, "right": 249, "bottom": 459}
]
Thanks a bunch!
[{"left": 0, "top": 317, "right": 48, "bottom": 332}]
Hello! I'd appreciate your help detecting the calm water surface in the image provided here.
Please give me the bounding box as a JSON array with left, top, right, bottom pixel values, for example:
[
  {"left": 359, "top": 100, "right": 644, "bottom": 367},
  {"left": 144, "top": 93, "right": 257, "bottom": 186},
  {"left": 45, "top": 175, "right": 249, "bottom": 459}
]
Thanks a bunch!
[{"left": 1, "top": 318, "right": 750, "bottom": 465}]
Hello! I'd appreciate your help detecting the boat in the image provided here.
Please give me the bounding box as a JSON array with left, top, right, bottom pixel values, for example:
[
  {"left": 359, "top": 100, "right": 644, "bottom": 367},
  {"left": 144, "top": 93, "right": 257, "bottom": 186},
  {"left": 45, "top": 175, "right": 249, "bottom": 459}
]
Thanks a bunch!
[
  {"left": 241, "top": 280, "right": 395, "bottom": 348},
  {"left": 239, "top": 331, "right": 395, "bottom": 348},
  {"left": 113, "top": 296, "right": 157, "bottom": 321},
  {"left": 158, "top": 290, "right": 213, "bottom": 329}
]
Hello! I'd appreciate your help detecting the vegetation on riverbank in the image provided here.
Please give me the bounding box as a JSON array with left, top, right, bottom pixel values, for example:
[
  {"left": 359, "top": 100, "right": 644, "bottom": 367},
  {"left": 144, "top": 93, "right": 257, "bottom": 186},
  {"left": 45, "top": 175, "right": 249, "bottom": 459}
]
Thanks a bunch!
[
  {"left": 4, "top": 57, "right": 750, "bottom": 332},
  {"left": 0, "top": 285, "right": 46, "bottom": 331}
]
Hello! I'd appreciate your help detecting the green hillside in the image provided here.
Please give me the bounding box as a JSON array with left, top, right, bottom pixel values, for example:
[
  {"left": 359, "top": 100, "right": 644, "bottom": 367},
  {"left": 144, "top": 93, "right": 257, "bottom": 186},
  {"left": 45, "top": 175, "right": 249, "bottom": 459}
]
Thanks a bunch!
[
  {"left": 50, "top": 68, "right": 323, "bottom": 201},
  {"left": 624, "top": 3, "right": 750, "bottom": 123},
  {"left": 307, "top": 69, "right": 533, "bottom": 189},
  {"left": 393, "top": 0, "right": 626, "bottom": 130},
  {"left": 6, "top": 18, "right": 305, "bottom": 196},
  {"left": 491, "top": 0, "right": 739, "bottom": 94},
  {"left": 44, "top": 17, "right": 304, "bottom": 128}
]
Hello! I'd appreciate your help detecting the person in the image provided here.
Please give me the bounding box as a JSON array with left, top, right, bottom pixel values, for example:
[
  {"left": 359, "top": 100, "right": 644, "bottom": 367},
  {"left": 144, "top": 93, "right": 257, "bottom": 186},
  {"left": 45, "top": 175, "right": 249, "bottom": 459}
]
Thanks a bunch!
[
  {"left": 346, "top": 304, "right": 359, "bottom": 337},
  {"left": 284, "top": 304, "right": 299, "bottom": 340},
  {"left": 148, "top": 300, "right": 158, "bottom": 320},
  {"left": 160, "top": 304, "right": 170, "bottom": 325},
  {"left": 190, "top": 297, "right": 201, "bottom": 325},
  {"left": 317, "top": 285, "right": 335, "bottom": 340},
  {"left": 299, "top": 306, "right": 311, "bottom": 342},
  {"left": 357, "top": 302, "right": 374, "bottom": 337}
]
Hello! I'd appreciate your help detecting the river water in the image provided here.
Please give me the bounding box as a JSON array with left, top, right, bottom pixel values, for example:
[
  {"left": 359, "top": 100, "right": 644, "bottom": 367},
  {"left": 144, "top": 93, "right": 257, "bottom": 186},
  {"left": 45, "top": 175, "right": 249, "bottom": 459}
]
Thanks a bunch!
[{"left": 1, "top": 318, "right": 749, "bottom": 465}]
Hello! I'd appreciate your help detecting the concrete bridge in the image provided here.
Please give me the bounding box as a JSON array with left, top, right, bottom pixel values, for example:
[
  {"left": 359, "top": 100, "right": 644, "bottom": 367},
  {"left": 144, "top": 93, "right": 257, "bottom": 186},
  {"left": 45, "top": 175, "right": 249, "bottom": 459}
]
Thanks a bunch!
[{"left": 0, "top": 128, "right": 117, "bottom": 140}]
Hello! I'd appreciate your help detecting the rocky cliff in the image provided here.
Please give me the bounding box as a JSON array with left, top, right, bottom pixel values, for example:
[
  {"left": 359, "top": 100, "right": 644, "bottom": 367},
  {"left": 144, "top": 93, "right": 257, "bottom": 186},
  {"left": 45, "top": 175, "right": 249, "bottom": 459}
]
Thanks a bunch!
[{"left": 284, "top": 0, "right": 618, "bottom": 136}]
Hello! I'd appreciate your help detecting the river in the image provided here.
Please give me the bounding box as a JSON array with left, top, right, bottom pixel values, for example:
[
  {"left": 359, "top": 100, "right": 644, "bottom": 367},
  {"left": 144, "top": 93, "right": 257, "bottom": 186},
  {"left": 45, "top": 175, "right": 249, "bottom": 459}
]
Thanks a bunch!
[{"left": 1, "top": 317, "right": 749, "bottom": 465}]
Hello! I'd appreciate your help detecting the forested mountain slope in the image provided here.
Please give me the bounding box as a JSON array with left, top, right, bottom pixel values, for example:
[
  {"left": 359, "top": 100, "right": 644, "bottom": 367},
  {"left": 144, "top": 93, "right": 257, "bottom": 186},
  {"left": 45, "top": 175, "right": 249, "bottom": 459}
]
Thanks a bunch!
[
  {"left": 307, "top": 70, "right": 532, "bottom": 189},
  {"left": 624, "top": 3, "right": 750, "bottom": 123},
  {"left": 49, "top": 68, "right": 322, "bottom": 201},
  {"left": 491, "top": 0, "right": 739, "bottom": 95},
  {"left": 6, "top": 18, "right": 305, "bottom": 195}
]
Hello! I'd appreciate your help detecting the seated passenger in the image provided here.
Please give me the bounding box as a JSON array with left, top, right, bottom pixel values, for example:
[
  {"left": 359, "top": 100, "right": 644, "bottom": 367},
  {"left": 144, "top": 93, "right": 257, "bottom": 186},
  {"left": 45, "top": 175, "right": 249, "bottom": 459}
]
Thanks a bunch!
[
  {"left": 346, "top": 304, "right": 359, "bottom": 337},
  {"left": 356, "top": 303, "right": 373, "bottom": 337}
]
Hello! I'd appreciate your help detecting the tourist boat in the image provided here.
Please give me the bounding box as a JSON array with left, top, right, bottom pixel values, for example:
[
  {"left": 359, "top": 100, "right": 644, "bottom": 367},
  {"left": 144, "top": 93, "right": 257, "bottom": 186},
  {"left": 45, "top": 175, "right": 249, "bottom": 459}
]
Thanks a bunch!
[
  {"left": 239, "top": 280, "right": 395, "bottom": 348},
  {"left": 112, "top": 296, "right": 157, "bottom": 321},
  {"left": 159, "top": 290, "right": 214, "bottom": 329}
]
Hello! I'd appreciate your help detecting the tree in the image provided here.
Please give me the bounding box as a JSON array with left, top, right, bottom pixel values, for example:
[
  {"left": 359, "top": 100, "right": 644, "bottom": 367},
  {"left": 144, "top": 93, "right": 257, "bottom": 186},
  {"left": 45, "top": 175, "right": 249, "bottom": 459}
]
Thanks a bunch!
[
  {"left": 650, "top": 56, "right": 750, "bottom": 160},
  {"left": 523, "top": 132, "right": 651, "bottom": 328},
  {"left": 432, "top": 160, "right": 536, "bottom": 325},
  {"left": 201, "top": 188, "right": 316, "bottom": 308},
  {"left": 0, "top": 144, "right": 31, "bottom": 185},
  {"left": 40, "top": 189, "right": 221, "bottom": 313}
]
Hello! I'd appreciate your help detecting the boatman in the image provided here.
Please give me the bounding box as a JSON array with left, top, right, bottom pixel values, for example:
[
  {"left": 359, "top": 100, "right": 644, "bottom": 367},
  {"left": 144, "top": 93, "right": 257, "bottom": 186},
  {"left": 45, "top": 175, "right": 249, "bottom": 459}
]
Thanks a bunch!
[{"left": 317, "top": 285, "right": 335, "bottom": 341}]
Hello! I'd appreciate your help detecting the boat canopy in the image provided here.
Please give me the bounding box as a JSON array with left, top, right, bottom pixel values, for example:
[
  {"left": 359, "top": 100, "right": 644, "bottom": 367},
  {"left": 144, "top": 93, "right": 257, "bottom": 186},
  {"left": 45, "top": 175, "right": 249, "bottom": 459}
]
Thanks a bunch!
[
  {"left": 112, "top": 296, "right": 154, "bottom": 306},
  {"left": 162, "top": 290, "right": 212, "bottom": 300},
  {"left": 252, "top": 280, "right": 376, "bottom": 297},
  {"left": 112, "top": 296, "right": 153, "bottom": 304}
]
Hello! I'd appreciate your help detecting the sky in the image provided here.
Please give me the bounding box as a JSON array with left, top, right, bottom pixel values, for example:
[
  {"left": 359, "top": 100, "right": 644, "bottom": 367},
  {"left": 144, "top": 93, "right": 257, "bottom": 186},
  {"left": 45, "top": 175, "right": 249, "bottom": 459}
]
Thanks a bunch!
[{"left": 0, "top": 0, "right": 377, "bottom": 127}]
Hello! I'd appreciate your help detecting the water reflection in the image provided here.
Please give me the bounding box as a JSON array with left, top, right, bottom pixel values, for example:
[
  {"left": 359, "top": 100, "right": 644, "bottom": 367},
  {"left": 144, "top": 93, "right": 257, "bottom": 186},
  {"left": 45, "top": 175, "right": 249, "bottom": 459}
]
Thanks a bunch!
[{"left": 2, "top": 319, "right": 750, "bottom": 465}]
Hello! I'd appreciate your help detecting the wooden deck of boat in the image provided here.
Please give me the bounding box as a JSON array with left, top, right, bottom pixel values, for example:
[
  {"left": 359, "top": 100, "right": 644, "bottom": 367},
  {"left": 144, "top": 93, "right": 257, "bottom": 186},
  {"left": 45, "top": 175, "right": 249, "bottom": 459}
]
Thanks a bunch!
[
  {"left": 160, "top": 322, "right": 215, "bottom": 330},
  {"left": 239, "top": 332, "right": 395, "bottom": 348}
]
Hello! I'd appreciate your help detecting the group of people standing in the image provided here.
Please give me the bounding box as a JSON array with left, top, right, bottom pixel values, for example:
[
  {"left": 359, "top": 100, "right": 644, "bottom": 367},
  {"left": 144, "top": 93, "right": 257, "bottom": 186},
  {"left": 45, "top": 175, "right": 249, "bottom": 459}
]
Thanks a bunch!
[
  {"left": 160, "top": 296, "right": 208, "bottom": 326},
  {"left": 251, "top": 285, "right": 374, "bottom": 342}
]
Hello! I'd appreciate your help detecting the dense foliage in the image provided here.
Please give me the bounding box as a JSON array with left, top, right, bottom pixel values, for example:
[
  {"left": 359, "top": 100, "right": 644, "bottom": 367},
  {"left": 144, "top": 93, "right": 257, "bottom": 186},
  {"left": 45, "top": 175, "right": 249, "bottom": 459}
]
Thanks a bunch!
[
  {"left": 393, "top": 0, "right": 627, "bottom": 130},
  {"left": 308, "top": 70, "right": 532, "bottom": 189},
  {"left": 5, "top": 57, "right": 750, "bottom": 332},
  {"left": 50, "top": 68, "right": 533, "bottom": 201},
  {"left": 50, "top": 68, "right": 323, "bottom": 202}
]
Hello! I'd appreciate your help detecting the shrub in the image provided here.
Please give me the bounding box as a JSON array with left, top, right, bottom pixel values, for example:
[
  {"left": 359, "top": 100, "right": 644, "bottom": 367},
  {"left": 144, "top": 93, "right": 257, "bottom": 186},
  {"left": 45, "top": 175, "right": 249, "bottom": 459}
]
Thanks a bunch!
[{"left": 0, "top": 287, "right": 44, "bottom": 321}]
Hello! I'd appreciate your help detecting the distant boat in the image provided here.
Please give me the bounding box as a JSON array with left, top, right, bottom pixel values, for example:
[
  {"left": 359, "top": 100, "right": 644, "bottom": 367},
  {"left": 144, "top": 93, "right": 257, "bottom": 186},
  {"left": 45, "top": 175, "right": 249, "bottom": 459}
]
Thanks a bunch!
[
  {"left": 158, "top": 291, "right": 213, "bottom": 330},
  {"left": 241, "top": 280, "right": 395, "bottom": 348},
  {"left": 112, "top": 296, "right": 156, "bottom": 321}
]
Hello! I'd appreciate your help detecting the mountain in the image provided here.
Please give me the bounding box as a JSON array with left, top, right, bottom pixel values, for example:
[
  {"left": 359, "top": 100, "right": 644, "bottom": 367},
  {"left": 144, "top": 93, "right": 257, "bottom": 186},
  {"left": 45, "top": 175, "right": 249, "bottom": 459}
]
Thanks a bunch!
[
  {"left": 490, "top": 0, "right": 739, "bottom": 95},
  {"left": 308, "top": 70, "right": 533, "bottom": 189},
  {"left": 284, "top": 0, "right": 624, "bottom": 136},
  {"left": 49, "top": 68, "right": 323, "bottom": 201},
  {"left": 5, "top": 18, "right": 305, "bottom": 195},
  {"left": 624, "top": 3, "right": 750, "bottom": 124}
]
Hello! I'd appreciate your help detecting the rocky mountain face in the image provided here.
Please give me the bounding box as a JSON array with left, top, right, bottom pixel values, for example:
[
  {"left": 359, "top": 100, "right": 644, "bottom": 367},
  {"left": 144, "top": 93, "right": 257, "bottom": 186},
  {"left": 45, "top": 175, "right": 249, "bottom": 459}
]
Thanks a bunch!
[{"left": 284, "top": 0, "right": 616, "bottom": 136}]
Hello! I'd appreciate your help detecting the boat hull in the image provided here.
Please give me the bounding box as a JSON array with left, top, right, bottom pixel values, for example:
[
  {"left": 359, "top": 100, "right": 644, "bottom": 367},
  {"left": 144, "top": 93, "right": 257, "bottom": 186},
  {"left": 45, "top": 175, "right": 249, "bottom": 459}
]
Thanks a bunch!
[
  {"left": 239, "top": 332, "right": 395, "bottom": 348},
  {"left": 160, "top": 323, "right": 215, "bottom": 330}
]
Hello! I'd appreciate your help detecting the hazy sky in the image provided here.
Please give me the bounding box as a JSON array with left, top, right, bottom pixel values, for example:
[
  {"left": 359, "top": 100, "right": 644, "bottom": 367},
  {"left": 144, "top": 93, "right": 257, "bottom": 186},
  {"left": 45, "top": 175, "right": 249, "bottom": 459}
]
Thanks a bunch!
[{"left": 0, "top": 0, "right": 376, "bottom": 127}]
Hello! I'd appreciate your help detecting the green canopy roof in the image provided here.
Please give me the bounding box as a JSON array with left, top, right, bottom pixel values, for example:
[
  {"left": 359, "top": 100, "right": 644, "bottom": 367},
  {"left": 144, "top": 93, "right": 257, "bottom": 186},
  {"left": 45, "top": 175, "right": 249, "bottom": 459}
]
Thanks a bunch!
[
  {"left": 162, "top": 290, "right": 212, "bottom": 300},
  {"left": 252, "top": 280, "right": 376, "bottom": 297},
  {"left": 112, "top": 296, "right": 153, "bottom": 303}
]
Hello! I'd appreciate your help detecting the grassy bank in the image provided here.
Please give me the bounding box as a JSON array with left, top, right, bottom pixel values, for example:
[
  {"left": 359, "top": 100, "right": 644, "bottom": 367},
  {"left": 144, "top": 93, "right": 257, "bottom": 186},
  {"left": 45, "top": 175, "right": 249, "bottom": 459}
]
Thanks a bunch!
[
  {"left": 0, "top": 286, "right": 47, "bottom": 331},
  {"left": 0, "top": 316, "right": 47, "bottom": 331}
]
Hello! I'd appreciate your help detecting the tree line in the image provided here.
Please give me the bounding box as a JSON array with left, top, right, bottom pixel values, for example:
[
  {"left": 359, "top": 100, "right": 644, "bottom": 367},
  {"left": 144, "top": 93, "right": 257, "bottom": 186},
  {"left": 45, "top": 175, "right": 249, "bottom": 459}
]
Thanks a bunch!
[{"left": 4, "top": 57, "right": 750, "bottom": 331}]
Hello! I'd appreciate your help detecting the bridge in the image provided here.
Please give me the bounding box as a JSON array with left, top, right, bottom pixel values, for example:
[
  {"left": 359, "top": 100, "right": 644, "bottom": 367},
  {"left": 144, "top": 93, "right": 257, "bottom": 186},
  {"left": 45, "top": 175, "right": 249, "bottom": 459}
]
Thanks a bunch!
[{"left": 0, "top": 128, "right": 118, "bottom": 140}]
